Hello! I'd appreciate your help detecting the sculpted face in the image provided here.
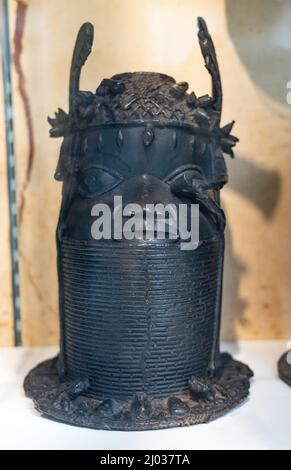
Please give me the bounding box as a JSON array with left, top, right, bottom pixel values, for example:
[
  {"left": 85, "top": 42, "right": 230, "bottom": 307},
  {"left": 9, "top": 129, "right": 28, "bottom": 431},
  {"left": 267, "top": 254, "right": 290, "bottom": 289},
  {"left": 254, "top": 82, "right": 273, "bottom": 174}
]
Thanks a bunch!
[
  {"left": 50, "top": 61, "right": 234, "bottom": 243},
  {"left": 61, "top": 122, "right": 221, "bottom": 241},
  {"left": 76, "top": 125, "right": 209, "bottom": 193}
]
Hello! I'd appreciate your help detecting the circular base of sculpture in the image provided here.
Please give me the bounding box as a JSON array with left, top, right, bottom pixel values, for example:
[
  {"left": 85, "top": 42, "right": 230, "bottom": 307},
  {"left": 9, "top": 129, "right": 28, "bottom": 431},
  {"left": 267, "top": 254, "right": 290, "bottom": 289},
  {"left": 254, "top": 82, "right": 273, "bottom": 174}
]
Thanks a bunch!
[
  {"left": 278, "top": 351, "right": 291, "bottom": 387},
  {"left": 24, "top": 352, "right": 252, "bottom": 431}
]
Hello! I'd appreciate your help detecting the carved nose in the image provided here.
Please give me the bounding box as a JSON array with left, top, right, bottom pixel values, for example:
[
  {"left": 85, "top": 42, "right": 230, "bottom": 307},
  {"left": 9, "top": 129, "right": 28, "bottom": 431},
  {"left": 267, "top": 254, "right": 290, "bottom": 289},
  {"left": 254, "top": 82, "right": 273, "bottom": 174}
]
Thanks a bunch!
[
  {"left": 116, "top": 175, "right": 179, "bottom": 239},
  {"left": 122, "top": 174, "right": 179, "bottom": 207}
]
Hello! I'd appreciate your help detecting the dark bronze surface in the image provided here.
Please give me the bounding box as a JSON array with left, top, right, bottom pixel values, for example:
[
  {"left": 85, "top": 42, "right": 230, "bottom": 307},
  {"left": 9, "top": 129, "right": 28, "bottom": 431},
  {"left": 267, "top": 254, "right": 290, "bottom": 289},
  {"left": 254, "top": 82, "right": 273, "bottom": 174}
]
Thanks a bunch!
[
  {"left": 24, "top": 17, "right": 252, "bottom": 430},
  {"left": 278, "top": 351, "right": 291, "bottom": 387},
  {"left": 24, "top": 353, "right": 252, "bottom": 431}
]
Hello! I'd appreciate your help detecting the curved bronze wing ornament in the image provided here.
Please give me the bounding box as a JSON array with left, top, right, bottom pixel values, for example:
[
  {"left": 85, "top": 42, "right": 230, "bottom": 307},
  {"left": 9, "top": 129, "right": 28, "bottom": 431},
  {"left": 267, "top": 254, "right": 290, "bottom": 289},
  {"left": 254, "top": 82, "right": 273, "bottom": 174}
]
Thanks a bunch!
[
  {"left": 47, "top": 23, "right": 94, "bottom": 138},
  {"left": 197, "top": 16, "right": 222, "bottom": 118},
  {"left": 47, "top": 23, "right": 94, "bottom": 181},
  {"left": 69, "top": 22, "right": 94, "bottom": 121}
]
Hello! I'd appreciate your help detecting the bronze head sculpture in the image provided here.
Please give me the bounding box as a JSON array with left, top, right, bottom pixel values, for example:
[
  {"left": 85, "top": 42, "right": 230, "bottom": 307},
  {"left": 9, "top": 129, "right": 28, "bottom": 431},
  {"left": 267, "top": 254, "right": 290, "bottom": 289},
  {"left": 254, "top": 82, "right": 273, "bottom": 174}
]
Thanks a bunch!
[{"left": 24, "top": 18, "right": 252, "bottom": 430}]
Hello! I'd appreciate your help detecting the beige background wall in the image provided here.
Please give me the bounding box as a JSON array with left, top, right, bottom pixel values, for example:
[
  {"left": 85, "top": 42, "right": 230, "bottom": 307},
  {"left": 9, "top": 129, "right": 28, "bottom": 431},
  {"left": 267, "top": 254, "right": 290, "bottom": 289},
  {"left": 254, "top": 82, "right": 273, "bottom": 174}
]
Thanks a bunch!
[{"left": 1, "top": 0, "right": 291, "bottom": 346}]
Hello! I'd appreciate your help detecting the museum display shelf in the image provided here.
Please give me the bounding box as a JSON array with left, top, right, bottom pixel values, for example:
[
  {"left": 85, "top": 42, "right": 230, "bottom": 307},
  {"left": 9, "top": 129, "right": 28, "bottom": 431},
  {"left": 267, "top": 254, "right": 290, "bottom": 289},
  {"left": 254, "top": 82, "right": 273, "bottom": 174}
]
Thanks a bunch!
[{"left": 0, "top": 340, "right": 290, "bottom": 450}]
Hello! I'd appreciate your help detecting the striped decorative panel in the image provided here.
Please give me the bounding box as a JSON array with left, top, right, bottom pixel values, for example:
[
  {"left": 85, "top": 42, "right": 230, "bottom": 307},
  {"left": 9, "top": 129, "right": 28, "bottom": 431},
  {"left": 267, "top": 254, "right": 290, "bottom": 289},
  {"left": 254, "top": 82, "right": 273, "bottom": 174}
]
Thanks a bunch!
[{"left": 60, "top": 237, "right": 220, "bottom": 399}]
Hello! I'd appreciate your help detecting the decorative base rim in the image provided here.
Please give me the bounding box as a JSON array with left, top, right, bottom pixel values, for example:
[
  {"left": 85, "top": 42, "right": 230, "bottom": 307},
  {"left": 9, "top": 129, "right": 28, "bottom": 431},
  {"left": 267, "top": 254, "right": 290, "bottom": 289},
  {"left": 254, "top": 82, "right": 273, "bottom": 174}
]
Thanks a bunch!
[
  {"left": 278, "top": 351, "right": 291, "bottom": 387},
  {"left": 24, "top": 353, "right": 253, "bottom": 431}
]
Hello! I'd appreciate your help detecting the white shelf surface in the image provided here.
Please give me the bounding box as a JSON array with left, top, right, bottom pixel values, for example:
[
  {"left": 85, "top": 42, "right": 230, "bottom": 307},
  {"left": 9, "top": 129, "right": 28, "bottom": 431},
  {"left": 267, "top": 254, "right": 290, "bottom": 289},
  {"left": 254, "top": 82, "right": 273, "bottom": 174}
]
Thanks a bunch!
[{"left": 0, "top": 341, "right": 291, "bottom": 450}]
